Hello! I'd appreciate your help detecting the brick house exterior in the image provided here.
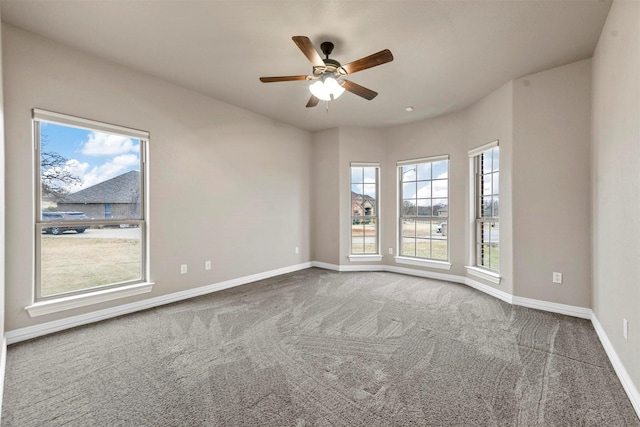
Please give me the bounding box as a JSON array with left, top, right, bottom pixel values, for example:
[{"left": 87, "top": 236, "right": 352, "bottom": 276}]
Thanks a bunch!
[{"left": 57, "top": 170, "right": 140, "bottom": 220}]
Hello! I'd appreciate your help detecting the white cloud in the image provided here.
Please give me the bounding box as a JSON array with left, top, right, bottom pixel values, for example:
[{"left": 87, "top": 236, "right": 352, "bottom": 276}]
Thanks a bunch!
[
  {"left": 60, "top": 155, "right": 139, "bottom": 192},
  {"left": 81, "top": 132, "right": 139, "bottom": 156}
]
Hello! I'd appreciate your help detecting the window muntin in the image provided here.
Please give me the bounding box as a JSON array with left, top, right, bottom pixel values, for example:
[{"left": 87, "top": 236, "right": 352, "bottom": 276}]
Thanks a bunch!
[
  {"left": 474, "top": 144, "right": 499, "bottom": 272},
  {"left": 34, "top": 109, "right": 148, "bottom": 300},
  {"left": 398, "top": 157, "right": 449, "bottom": 261},
  {"left": 350, "top": 164, "right": 379, "bottom": 255}
]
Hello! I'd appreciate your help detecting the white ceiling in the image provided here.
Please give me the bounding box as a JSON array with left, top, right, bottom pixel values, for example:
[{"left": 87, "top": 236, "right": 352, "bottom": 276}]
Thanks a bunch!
[{"left": 1, "top": 0, "right": 611, "bottom": 132}]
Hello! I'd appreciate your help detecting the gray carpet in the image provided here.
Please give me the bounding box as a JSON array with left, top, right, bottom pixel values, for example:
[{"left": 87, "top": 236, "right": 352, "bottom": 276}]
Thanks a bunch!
[{"left": 2, "top": 268, "right": 639, "bottom": 426}]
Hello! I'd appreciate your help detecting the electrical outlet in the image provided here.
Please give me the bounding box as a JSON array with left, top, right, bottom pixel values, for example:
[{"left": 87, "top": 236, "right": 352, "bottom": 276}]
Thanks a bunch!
[
  {"left": 180, "top": 264, "right": 188, "bottom": 274},
  {"left": 205, "top": 261, "right": 211, "bottom": 270},
  {"left": 295, "top": 247, "right": 299, "bottom": 254},
  {"left": 388, "top": 248, "right": 393, "bottom": 255},
  {"left": 623, "top": 318, "right": 629, "bottom": 340},
  {"left": 552, "top": 272, "right": 563, "bottom": 284}
]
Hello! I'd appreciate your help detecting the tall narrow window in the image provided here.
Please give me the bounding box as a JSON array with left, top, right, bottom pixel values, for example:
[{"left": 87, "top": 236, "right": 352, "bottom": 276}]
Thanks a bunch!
[
  {"left": 470, "top": 142, "right": 499, "bottom": 273},
  {"left": 397, "top": 156, "right": 449, "bottom": 265},
  {"left": 350, "top": 163, "right": 380, "bottom": 258},
  {"left": 34, "top": 109, "right": 149, "bottom": 301}
]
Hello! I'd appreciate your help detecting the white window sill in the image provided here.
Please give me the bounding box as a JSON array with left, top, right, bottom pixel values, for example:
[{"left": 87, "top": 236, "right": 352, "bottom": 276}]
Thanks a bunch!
[
  {"left": 465, "top": 266, "right": 501, "bottom": 285},
  {"left": 26, "top": 282, "right": 154, "bottom": 317},
  {"left": 394, "top": 256, "right": 452, "bottom": 270},
  {"left": 348, "top": 254, "right": 383, "bottom": 262}
]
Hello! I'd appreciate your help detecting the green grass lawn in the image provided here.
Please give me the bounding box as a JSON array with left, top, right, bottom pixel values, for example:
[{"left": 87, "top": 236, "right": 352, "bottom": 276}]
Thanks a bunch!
[{"left": 40, "top": 236, "right": 141, "bottom": 296}]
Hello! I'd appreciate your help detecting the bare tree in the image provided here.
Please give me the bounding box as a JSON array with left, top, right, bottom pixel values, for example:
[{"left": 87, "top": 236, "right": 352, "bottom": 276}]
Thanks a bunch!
[{"left": 41, "top": 141, "right": 81, "bottom": 201}]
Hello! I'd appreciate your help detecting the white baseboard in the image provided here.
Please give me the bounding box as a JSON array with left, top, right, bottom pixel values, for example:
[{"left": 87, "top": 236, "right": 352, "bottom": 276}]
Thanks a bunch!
[
  {"left": 310, "top": 261, "right": 341, "bottom": 271},
  {"left": 464, "top": 276, "right": 513, "bottom": 304},
  {"left": 591, "top": 314, "right": 640, "bottom": 418},
  {"left": 512, "top": 295, "right": 592, "bottom": 319},
  {"left": 6, "top": 262, "right": 312, "bottom": 344}
]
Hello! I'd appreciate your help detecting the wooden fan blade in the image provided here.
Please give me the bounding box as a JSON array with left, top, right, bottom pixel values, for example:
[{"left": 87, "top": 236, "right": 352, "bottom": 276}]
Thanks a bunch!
[
  {"left": 292, "top": 36, "right": 325, "bottom": 68},
  {"left": 342, "top": 80, "right": 378, "bottom": 100},
  {"left": 260, "top": 75, "right": 311, "bottom": 83},
  {"left": 342, "top": 49, "right": 393, "bottom": 75},
  {"left": 306, "top": 95, "right": 320, "bottom": 108}
]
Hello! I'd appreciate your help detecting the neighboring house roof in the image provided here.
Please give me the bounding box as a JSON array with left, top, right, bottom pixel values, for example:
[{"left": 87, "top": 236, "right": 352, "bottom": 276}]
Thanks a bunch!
[
  {"left": 351, "top": 191, "right": 375, "bottom": 202},
  {"left": 60, "top": 170, "right": 140, "bottom": 204}
]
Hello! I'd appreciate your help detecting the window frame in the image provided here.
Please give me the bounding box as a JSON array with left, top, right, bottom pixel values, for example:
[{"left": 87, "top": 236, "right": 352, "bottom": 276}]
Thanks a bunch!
[
  {"left": 32, "top": 109, "right": 152, "bottom": 308},
  {"left": 395, "top": 155, "right": 451, "bottom": 270},
  {"left": 467, "top": 140, "right": 500, "bottom": 283},
  {"left": 349, "top": 162, "right": 382, "bottom": 262}
]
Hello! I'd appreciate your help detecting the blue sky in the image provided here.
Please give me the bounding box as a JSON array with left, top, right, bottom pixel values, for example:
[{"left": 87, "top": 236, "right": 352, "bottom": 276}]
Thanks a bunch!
[{"left": 41, "top": 122, "right": 140, "bottom": 193}]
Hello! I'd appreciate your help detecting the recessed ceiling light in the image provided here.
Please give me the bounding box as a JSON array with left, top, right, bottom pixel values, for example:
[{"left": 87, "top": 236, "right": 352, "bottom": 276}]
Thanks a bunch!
[{"left": 405, "top": 106, "right": 414, "bottom": 112}]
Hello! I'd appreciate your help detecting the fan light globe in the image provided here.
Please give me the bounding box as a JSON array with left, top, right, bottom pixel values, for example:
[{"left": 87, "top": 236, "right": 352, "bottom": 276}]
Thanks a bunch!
[{"left": 309, "top": 77, "right": 345, "bottom": 101}]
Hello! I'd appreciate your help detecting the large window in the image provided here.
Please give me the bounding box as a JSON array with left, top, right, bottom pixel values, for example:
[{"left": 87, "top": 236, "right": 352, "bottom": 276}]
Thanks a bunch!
[
  {"left": 350, "top": 163, "right": 380, "bottom": 257},
  {"left": 398, "top": 156, "right": 449, "bottom": 262},
  {"left": 34, "top": 109, "right": 149, "bottom": 302},
  {"left": 471, "top": 142, "right": 499, "bottom": 272}
]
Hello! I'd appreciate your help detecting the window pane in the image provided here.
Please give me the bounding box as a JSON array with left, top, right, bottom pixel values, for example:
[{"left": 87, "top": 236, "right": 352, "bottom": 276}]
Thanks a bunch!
[
  {"left": 363, "top": 202, "right": 376, "bottom": 217},
  {"left": 482, "top": 173, "right": 492, "bottom": 196},
  {"left": 401, "top": 200, "right": 416, "bottom": 216},
  {"left": 416, "top": 219, "right": 430, "bottom": 238},
  {"left": 351, "top": 237, "right": 364, "bottom": 254},
  {"left": 40, "top": 226, "right": 142, "bottom": 297},
  {"left": 401, "top": 165, "right": 416, "bottom": 182},
  {"left": 482, "top": 196, "right": 493, "bottom": 217},
  {"left": 493, "top": 172, "right": 499, "bottom": 195},
  {"left": 432, "top": 238, "right": 448, "bottom": 260},
  {"left": 416, "top": 199, "right": 430, "bottom": 216},
  {"left": 362, "top": 184, "right": 376, "bottom": 199},
  {"left": 401, "top": 238, "right": 416, "bottom": 257},
  {"left": 432, "top": 199, "right": 447, "bottom": 217},
  {"left": 433, "top": 179, "right": 448, "bottom": 198},
  {"left": 363, "top": 167, "right": 376, "bottom": 182},
  {"left": 432, "top": 160, "right": 448, "bottom": 179},
  {"left": 351, "top": 167, "right": 363, "bottom": 184},
  {"left": 416, "top": 238, "right": 431, "bottom": 258},
  {"left": 492, "top": 197, "right": 499, "bottom": 218},
  {"left": 364, "top": 236, "right": 377, "bottom": 253},
  {"left": 401, "top": 219, "right": 416, "bottom": 237},
  {"left": 490, "top": 241, "right": 500, "bottom": 270},
  {"left": 416, "top": 181, "right": 431, "bottom": 198},
  {"left": 352, "top": 222, "right": 364, "bottom": 236},
  {"left": 416, "top": 162, "right": 431, "bottom": 181},
  {"left": 402, "top": 182, "right": 416, "bottom": 199},
  {"left": 492, "top": 147, "right": 500, "bottom": 172}
]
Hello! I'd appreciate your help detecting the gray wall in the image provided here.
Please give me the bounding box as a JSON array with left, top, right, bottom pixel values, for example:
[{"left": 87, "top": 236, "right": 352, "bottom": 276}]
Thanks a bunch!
[
  {"left": 592, "top": 0, "right": 640, "bottom": 397},
  {"left": 512, "top": 59, "right": 592, "bottom": 307},
  {"left": 311, "top": 129, "right": 340, "bottom": 265},
  {"left": 3, "top": 25, "right": 312, "bottom": 331}
]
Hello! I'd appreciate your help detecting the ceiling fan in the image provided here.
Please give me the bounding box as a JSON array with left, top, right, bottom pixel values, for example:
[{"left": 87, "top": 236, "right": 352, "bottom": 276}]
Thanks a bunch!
[{"left": 259, "top": 36, "right": 394, "bottom": 108}]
